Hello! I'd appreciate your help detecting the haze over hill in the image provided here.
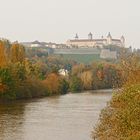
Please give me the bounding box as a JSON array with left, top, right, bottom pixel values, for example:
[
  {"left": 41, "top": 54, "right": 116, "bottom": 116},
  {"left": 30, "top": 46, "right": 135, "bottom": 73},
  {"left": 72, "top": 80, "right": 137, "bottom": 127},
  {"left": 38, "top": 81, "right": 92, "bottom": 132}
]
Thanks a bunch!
[{"left": 0, "top": 0, "right": 140, "bottom": 48}]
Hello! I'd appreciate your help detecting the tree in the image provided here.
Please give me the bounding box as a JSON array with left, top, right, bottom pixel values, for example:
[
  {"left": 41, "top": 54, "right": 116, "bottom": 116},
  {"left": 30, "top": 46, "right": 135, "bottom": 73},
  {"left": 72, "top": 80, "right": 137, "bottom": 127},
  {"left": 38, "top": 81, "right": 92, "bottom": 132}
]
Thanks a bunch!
[
  {"left": 92, "top": 54, "right": 140, "bottom": 140},
  {"left": 10, "top": 43, "right": 25, "bottom": 63},
  {"left": 69, "top": 76, "right": 82, "bottom": 92},
  {"left": 120, "top": 54, "right": 140, "bottom": 86},
  {"left": 71, "top": 64, "right": 85, "bottom": 76},
  {"left": 80, "top": 70, "right": 93, "bottom": 90},
  {"left": 59, "top": 78, "right": 69, "bottom": 95},
  {"left": 0, "top": 68, "right": 16, "bottom": 100},
  {"left": 93, "top": 84, "right": 140, "bottom": 139},
  {"left": 43, "top": 73, "right": 60, "bottom": 95},
  {"left": 0, "top": 41, "right": 7, "bottom": 67}
]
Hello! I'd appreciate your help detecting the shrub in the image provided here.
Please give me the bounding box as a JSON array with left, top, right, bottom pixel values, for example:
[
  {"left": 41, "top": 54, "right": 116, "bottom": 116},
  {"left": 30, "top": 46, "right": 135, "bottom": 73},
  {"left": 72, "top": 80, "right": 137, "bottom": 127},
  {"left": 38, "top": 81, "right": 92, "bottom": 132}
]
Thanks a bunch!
[
  {"left": 0, "top": 68, "right": 16, "bottom": 100},
  {"left": 69, "top": 76, "right": 82, "bottom": 92},
  {"left": 93, "top": 84, "right": 140, "bottom": 139}
]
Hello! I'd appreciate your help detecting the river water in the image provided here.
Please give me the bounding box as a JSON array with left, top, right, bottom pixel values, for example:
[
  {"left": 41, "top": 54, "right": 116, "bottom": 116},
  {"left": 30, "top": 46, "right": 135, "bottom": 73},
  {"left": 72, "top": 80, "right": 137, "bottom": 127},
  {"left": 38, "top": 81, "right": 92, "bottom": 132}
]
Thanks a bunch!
[{"left": 0, "top": 90, "right": 112, "bottom": 140}]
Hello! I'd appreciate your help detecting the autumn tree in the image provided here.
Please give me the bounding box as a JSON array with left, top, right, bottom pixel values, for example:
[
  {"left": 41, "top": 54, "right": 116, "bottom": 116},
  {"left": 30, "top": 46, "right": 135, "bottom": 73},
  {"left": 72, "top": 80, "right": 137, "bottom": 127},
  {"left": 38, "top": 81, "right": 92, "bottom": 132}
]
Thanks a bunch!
[
  {"left": 120, "top": 54, "right": 140, "bottom": 86},
  {"left": 93, "top": 84, "right": 140, "bottom": 140},
  {"left": 43, "top": 73, "right": 60, "bottom": 95},
  {"left": 0, "top": 41, "right": 7, "bottom": 67},
  {"left": 69, "top": 76, "right": 82, "bottom": 92},
  {"left": 0, "top": 83, "right": 7, "bottom": 94},
  {"left": 71, "top": 64, "right": 86, "bottom": 76},
  {"left": 10, "top": 43, "right": 25, "bottom": 63},
  {"left": 0, "top": 68, "right": 16, "bottom": 100},
  {"left": 92, "top": 54, "right": 140, "bottom": 140},
  {"left": 80, "top": 70, "right": 93, "bottom": 90}
]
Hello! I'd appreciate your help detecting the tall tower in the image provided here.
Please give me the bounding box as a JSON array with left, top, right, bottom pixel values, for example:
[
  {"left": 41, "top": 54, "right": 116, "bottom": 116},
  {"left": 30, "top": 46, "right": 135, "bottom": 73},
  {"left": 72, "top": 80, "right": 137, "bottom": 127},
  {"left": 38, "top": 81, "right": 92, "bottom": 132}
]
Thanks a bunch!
[
  {"left": 88, "top": 32, "right": 93, "bottom": 40},
  {"left": 107, "top": 32, "right": 112, "bottom": 44},
  {"left": 75, "top": 33, "right": 79, "bottom": 40},
  {"left": 120, "top": 35, "right": 125, "bottom": 47}
]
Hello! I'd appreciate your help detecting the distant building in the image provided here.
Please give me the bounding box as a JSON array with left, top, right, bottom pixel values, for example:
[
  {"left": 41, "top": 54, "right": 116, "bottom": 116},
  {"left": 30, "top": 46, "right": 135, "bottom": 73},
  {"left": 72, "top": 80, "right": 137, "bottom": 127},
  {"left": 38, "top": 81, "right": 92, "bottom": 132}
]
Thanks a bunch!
[
  {"left": 21, "top": 41, "right": 67, "bottom": 49},
  {"left": 30, "top": 40, "right": 42, "bottom": 47},
  {"left": 66, "top": 32, "right": 125, "bottom": 48},
  {"left": 58, "top": 69, "right": 69, "bottom": 76},
  {"left": 21, "top": 41, "right": 54, "bottom": 55},
  {"left": 21, "top": 40, "right": 46, "bottom": 48}
]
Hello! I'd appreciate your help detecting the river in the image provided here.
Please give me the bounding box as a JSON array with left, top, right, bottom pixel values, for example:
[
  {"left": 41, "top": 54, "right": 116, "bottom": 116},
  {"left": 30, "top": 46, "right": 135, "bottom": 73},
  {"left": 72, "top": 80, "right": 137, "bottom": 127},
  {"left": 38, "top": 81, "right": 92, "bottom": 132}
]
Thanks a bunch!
[{"left": 0, "top": 90, "right": 112, "bottom": 140}]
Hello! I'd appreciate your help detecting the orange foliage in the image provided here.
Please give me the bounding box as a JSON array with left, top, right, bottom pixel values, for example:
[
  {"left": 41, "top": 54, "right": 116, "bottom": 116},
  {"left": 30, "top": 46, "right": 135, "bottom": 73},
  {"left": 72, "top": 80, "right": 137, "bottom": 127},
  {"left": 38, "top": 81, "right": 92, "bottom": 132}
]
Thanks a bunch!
[
  {"left": 72, "top": 64, "right": 85, "bottom": 75},
  {"left": 43, "top": 73, "right": 60, "bottom": 95},
  {"left": 97, "top": 70, "right": 104, "bottom": 80},
  {"left": 121, "top": 55, "right": 140, "bottom": 86},
  {"left": 0, "top": 41, "right": 7, "bottom": 67},
  {"left": 80, "top": 71, "right": 93, "bottom": 89},
  {"left": 0, "top": 83, "right": 7, "bottom": 93},
  {"left": 10, "top": 43, "right": 25, "bottom": 63}
]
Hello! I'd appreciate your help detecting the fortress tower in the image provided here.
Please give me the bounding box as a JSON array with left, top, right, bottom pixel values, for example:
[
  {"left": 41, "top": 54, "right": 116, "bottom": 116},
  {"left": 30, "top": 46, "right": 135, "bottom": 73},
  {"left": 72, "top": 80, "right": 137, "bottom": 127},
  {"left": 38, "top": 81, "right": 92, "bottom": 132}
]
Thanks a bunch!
[
  {"left": 75, "top": 33, "right": 79, "bottom": 40},
  {"left": 120, "top": 35, "right": 125, "bottom": 47},
  {"left": 88, "top": 32, "right": 93, "bottom": 40},
  {"left": 107, "top": 32, "right": 112, "bottom": 44}
]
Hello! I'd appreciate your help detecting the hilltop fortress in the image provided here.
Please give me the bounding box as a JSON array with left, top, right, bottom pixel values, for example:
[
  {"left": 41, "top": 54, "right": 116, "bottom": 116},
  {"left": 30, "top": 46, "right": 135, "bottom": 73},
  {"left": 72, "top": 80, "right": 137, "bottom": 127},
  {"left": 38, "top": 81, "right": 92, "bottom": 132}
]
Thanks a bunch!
[
  {"left": 67, "top": 32, "right": 125, "bottom": 48},
  {"left": 21, "top": 32, "right": 128, "bottom": 61}
]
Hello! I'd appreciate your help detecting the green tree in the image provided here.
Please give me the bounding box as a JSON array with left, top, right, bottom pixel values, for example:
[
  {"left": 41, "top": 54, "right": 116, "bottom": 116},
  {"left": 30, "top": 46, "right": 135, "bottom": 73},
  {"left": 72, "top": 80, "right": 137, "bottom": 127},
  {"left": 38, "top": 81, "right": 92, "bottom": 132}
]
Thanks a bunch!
[
  {"left": 59, "top": 78, "right": 69, "bottom": 94},
  {"left": 0, "top": 68, "right": 16, "bottom": 100},
  {"left": 69, "top": 76, "right": 82, "bottom": 92}
]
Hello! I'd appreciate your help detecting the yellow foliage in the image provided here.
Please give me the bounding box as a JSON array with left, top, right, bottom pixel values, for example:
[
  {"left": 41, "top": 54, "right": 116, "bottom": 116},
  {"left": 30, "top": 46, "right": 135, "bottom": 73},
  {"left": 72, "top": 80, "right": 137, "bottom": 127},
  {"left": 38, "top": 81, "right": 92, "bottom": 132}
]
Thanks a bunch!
[
  {"left": 121, "top": 55, "right": 140, "bottom": 86},
  {"left": 80, "top": 70, "right": 93, "bottom": 89},
  {"left": 0, "top": 83, "right": 7, "bottom": 93},
  {"left": 43, "top": 73, "right": 60, "bottom": 95},
  {"left": 0, "top": 41, "right": 7, "bottom": 67},
  {"left": 72, "top": 64, "right": 85, "bottom": 76},
  {"left": 10, "top": 43, "right": 25, "bottom": 63}
]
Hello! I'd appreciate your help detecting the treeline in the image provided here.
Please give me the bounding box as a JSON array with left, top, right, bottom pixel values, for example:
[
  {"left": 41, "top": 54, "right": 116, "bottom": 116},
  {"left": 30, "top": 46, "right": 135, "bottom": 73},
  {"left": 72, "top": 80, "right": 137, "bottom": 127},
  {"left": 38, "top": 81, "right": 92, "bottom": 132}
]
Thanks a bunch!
[
  {"left": 0, "top": 40, "right": 69, "bottom": 100},
  {"left": 0, "top": 39, "right": 127, "bottom": 101},
  {"left": 69, "top": 62, "right": 122, "bottom": 92},
  {"left": 92, "top": 54, "right": 140, "bottom": 139}
]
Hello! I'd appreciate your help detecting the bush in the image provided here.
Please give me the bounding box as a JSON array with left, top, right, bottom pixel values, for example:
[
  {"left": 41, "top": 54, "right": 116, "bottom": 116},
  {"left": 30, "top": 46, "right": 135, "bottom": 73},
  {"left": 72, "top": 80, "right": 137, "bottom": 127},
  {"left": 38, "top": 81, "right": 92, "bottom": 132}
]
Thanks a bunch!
[
  {"left": 59, "top": 78, "right": 69, "bottom": 95},
  {"left": 93, "top": 84, "right": 140, "bottom": 139},
  {"left": 43, "top": 73, "right": 69, "bottom": 96},
  {"left": 16, "top": 78, "right": 47, "bottom": 99},
  {"left": 69, "top": 76, "right": 82, "bottom": 92},
  {"left": 0, "top": 68, "right": 16, "bottom": 100}
]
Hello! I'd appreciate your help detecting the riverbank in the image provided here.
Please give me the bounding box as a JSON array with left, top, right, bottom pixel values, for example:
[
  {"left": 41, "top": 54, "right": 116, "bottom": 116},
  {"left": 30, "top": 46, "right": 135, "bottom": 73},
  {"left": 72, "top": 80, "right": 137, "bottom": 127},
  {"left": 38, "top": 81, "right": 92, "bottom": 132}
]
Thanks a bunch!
[
  {"left": 0, "top": 40, "right": 122, "bottom": 101},
  {"left": 0, "top": 88, "right": 113, "bottom": 104},
  {"left": 92, "top": 84, "right": 140, "bottom": 139}
]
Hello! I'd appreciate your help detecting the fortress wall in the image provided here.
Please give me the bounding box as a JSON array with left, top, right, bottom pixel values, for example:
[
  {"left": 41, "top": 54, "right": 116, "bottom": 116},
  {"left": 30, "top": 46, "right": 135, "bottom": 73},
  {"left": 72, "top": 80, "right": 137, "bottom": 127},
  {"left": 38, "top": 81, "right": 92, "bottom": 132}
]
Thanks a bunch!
[
  {"left": 67, "top": 40, "right": 96, "bottom": 47},
  {"left": 100, "top": 49, "right": 117, "bottom": 59},
  {"left": 53, "top": 48, "right": 101, "bottom": 54}
]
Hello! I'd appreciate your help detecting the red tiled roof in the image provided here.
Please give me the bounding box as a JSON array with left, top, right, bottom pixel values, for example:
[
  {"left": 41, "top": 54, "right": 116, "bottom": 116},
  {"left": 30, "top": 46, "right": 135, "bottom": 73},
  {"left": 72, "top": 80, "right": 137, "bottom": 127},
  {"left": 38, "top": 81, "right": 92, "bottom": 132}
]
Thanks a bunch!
[
  {"left": 69, "top": 39, "right": 107, "bottom": 42},
  {"left": 69, "top": 38, "right": 121, "bottom": 43},
  {"left": 112, "top": 39, "right": 121, "bottom": 42}
]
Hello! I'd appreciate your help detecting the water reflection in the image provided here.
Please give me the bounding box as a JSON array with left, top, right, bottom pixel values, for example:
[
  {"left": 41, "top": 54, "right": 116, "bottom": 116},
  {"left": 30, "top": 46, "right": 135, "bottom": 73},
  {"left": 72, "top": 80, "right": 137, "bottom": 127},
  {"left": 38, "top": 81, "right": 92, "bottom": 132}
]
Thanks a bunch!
[
  {"left": 0, "top": 90, "right": 112, "bottom": 140},
  {"left": 0, "top": 102, "right": 26, "bottom": 140}
]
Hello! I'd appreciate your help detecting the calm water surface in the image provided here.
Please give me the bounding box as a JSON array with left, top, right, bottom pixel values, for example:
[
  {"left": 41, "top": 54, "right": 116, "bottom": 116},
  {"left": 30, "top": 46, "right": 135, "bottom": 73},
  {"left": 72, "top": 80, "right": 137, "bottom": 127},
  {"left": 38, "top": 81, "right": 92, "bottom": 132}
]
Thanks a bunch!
[{"left": 0, "top": 90, "right": 112, "bottom": 140}]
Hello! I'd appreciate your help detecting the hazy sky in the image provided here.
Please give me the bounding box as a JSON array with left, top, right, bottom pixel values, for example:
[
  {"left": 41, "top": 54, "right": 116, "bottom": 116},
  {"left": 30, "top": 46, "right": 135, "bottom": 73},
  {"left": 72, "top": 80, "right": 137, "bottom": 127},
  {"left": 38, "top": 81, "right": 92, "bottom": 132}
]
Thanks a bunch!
[{"left": 0, "top": 0, "right": 140, "bottom": 48}]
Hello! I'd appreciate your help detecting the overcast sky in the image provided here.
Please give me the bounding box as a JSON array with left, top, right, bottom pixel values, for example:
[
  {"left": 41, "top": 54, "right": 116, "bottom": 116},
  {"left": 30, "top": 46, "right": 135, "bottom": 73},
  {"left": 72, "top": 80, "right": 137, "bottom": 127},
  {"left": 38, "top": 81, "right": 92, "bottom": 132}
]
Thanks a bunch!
[{"left": 0, "top": 0, "right": 140, "bottom": 48}]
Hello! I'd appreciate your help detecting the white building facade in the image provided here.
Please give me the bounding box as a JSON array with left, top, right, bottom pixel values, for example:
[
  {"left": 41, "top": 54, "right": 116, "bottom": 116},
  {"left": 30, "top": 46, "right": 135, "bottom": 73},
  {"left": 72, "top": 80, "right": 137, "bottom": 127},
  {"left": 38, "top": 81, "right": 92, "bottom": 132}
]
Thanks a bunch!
[{"left": 66, "top": 32, "right": 125, "bottom": 48}]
